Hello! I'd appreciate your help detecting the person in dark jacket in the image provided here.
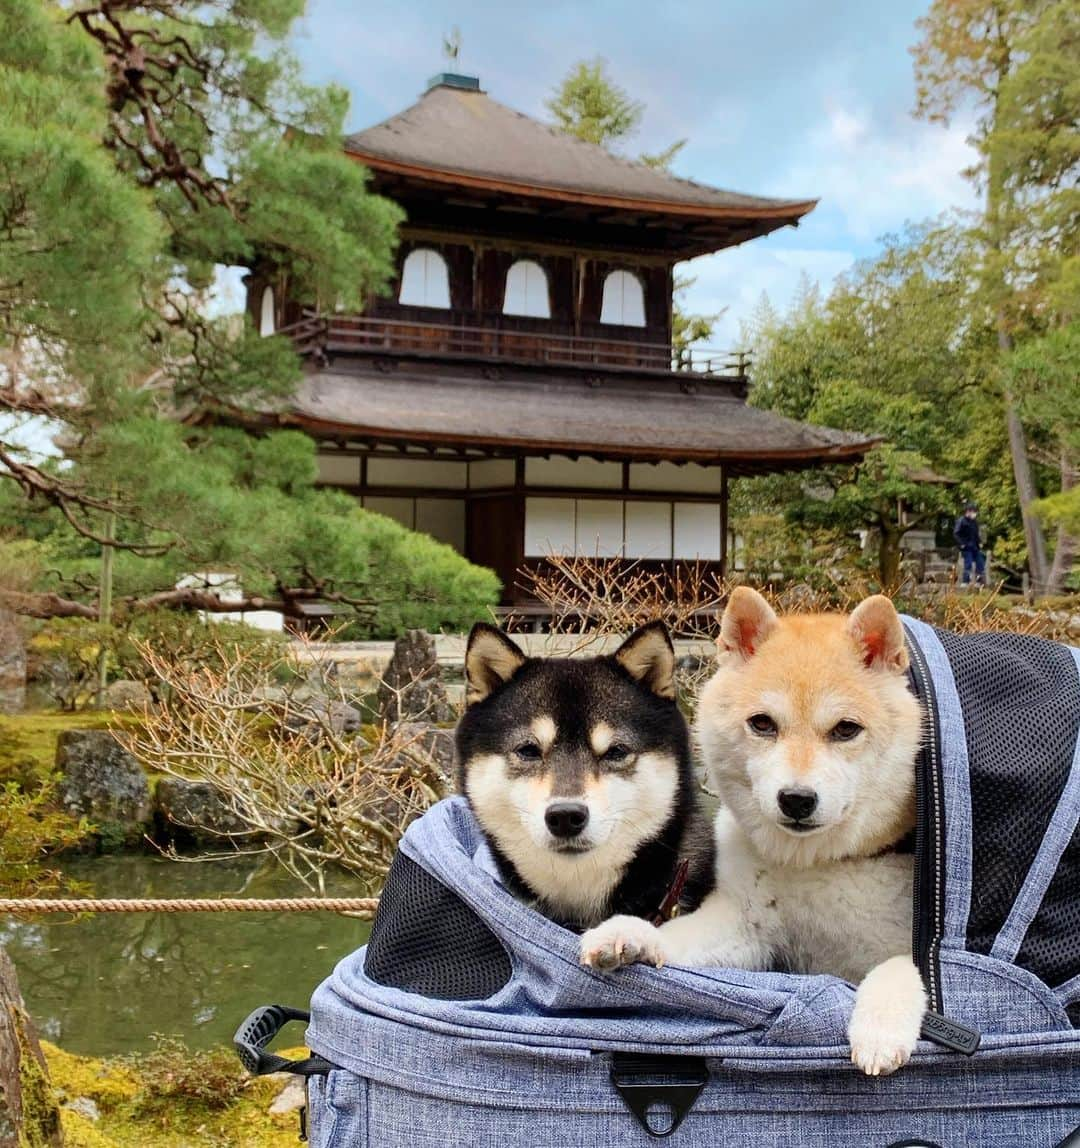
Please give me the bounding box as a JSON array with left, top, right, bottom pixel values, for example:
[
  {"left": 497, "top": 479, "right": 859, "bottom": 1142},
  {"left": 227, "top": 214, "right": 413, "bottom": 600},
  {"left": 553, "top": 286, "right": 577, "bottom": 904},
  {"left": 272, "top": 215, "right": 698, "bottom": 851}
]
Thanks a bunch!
[{"left": 954, "top": 502, "right": 986, "bottom": 586}]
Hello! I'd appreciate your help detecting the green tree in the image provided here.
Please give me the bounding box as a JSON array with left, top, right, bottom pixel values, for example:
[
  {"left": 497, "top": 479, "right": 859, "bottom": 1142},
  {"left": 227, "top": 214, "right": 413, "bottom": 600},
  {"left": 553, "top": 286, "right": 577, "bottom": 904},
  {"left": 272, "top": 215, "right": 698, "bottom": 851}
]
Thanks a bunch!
[
  {"left": 545, "top": 57, "right": 688, "bottom": 168},
  {"left": 912, "top": 0, "right": 1080, "bottom": 591},
  {"left": 1010, "top": 325, "right": 1080, "bottom": 555},
  {"left": 0, "top": 1, "right": 499, "bottom": 635},
  {"left": 545, "top": 59, "right": 645, "bottom": 149},
  {"left": 0, "top": 424, "right": 500, "bottom": 637},
  {"left": 671, "top": 274, "right": 725, "bottom": 364},
  {"left": 747, "top": 224, "right": 1007, "bottom": 587}
]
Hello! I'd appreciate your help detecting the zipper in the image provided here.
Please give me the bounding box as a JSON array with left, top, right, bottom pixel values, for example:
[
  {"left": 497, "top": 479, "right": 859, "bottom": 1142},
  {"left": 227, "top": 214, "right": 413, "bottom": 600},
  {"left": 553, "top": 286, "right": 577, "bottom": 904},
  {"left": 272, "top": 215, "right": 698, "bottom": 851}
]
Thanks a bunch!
[
  {"left": 906, "top": 632, "right": 944, "bottom": 1011},
  {"left": 905, "top": 627, "right": 981, "bottom": 1057}
]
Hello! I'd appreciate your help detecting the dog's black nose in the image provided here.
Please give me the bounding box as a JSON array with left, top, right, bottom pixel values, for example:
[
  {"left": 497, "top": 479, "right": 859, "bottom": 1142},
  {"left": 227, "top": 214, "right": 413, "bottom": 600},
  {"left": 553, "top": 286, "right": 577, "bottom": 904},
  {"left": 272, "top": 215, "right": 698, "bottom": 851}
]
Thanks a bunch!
[
  {"left": 545, "top": 801, "right": 589, "bottom": 838},
  {"left": 777, "top": 787, "right": 818, "bottom": 822}
]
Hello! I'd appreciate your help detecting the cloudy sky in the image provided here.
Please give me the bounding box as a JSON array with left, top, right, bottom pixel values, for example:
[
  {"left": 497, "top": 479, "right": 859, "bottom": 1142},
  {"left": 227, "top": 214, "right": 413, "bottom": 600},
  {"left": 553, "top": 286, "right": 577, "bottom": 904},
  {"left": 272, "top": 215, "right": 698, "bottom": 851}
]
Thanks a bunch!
[{"left": 276, "top": 0, "right": 979, "bottom": 346}]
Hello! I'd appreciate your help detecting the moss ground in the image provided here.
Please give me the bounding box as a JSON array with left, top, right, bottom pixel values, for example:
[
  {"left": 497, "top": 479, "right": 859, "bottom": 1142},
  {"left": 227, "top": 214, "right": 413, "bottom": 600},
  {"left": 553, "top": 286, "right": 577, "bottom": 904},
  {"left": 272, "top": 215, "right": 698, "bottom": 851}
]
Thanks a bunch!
[
  {"left": 0, "top": 711, "right": 120, "bottom": 788},
  {"left": 44, "top": 1042, "right": 302, "bottom": 1148}
]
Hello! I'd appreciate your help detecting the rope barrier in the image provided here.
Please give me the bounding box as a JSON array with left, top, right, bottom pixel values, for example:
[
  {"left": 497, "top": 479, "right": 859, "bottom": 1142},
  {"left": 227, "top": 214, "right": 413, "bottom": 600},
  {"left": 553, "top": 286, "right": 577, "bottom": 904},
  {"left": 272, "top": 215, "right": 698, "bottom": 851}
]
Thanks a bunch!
[{"left": 0, "top": 897, "right": 379, "bottom": 915}]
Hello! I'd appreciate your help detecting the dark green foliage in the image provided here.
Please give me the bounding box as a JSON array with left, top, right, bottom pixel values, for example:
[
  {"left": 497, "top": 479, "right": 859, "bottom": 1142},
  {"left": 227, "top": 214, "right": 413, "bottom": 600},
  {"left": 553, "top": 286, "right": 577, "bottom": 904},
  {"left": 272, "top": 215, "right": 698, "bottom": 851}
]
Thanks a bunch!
[
  {"left": 5, "top": 423, "right": 500, "bottom": 637},
  {"left": 743, "top": 226, "right": 1021, "bottom": 586},
  {"left": 1013, "top": 325, "right": 1080, "bottom": 537},
  {"left": 913, "top": 0, "right": 1079, "bottom": 589}
]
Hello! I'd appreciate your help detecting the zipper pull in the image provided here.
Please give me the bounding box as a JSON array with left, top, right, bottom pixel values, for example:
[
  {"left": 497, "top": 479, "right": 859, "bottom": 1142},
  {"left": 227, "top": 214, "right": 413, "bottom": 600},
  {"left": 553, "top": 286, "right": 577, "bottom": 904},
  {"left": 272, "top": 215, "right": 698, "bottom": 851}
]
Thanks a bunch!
[{"left": 920, "top": 1010, "right": 981, "bottom": 1055}]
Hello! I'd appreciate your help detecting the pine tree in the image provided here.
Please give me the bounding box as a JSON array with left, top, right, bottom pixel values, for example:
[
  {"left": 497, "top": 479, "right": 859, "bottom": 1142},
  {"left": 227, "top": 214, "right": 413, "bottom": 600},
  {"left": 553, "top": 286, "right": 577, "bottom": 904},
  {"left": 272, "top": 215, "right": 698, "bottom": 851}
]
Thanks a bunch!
[{"left": 0, "top": 1, "right": 500, "bottom": 633}]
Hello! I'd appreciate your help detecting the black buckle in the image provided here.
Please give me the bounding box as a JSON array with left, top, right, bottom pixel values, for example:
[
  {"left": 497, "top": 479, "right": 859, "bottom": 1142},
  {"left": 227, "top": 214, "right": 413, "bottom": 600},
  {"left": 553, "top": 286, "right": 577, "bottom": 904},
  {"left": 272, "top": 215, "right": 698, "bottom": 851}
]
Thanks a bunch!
[
  {"left": 233, "top": 1004, "right": 336, "bottom": 1078},
  {"left": 610, "top": 1052, "right": 708, "bottom": 1138}
]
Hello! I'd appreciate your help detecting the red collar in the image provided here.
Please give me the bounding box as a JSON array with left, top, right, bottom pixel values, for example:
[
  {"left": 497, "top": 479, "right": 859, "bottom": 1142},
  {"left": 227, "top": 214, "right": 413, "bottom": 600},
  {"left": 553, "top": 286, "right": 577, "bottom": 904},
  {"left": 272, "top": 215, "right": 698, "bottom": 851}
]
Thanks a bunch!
[{"left": 648, "top": 859, "right": 690, "bottom": 927}]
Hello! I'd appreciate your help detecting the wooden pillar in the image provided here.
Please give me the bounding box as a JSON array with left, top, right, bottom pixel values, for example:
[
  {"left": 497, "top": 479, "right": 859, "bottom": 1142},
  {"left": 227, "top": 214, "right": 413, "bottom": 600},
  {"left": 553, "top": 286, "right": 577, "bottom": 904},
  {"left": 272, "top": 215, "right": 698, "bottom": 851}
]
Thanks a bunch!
[
  {"left": 471, "top": 240, "right": 481, "bottom": 316},
  {"left": 720, "top": 467, "right": 729, "bottom": 579}
]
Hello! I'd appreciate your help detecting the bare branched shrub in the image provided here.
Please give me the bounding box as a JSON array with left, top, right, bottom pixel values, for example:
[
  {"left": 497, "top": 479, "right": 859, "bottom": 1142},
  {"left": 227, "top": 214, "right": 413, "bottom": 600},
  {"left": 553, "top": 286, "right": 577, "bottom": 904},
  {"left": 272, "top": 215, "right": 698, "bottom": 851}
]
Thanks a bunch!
[
  {"left": 517, "top": 558, "right": 884, "bottom": 706},
  {"left": 516, "top": 555, "right": 1078, "bottom": 712},
  {"left": 515, "top": 558, "right": 728, "bottom": 711},
  {"left": 117, "top": 636, "right": 451, "bottom": 892},
  {"left": 518, "top": 556, "right": 882, "bottom": 639},
  {"left": 912, "top": 590, "right": 1080, "bottom": 644},
  {"left": 518, "top": 557, "right": 727, "bottom": 640}
]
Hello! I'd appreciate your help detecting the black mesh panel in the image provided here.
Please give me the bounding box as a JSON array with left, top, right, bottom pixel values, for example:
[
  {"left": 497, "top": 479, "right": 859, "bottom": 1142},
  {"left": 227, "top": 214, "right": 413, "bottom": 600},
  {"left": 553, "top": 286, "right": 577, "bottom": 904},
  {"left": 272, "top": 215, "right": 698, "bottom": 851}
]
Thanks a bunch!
[
  {"left": 364, "top": 851, "right": 512, "bottom": 1000},
  {"left": 1017, "top": 808, "right": 1080, "bottom": 989},
  {"left": 935, "top": 628, "right": 1080, "bottom": 962}
]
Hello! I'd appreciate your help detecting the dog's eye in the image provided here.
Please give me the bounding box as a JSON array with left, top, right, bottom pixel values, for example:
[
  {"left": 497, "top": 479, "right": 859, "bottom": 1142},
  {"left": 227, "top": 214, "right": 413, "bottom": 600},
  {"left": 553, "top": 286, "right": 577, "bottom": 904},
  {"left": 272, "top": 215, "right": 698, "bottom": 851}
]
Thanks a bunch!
[
  {"left": 514, "top": 742, "right": 543, "bottom": 761},
  {"left": 830, "top": 720, "right": 864, "bottom": 742},
  {"left": 747, "top": 713, "right": 778, "bottom": 736},
  {"left": 601, "top": 743, "right": 632, "bottom": 764}
]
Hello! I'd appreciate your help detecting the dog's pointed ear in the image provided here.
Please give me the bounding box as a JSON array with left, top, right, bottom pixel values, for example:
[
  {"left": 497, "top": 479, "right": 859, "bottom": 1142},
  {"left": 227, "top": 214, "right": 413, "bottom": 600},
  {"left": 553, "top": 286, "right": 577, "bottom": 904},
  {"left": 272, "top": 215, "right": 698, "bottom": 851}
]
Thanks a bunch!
[
  {"left": 613, "top": 621, "right": 676, "bottom": 700},
  {"left": 465, "top": 623, "right": 526, "bottom": 705},
  {"left": 718, "top": 587, "right": 778, "bottom": 661},
  {"left": 846, "top": 595, "right": 909, "bottom": 674}
]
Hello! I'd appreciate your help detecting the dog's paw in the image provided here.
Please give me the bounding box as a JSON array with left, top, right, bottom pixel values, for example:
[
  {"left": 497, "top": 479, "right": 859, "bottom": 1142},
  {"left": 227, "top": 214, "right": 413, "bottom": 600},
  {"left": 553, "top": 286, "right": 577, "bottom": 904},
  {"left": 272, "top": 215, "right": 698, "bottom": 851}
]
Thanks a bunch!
[
  {"left": 848, "top": 955, "right": 926, "bottom": 1077},
  {"left": 580, "top": 915, "right": 666, "bottom": 971},
  {"left": 848, "top": 1019, "right": 917, "bottom": 1077}
]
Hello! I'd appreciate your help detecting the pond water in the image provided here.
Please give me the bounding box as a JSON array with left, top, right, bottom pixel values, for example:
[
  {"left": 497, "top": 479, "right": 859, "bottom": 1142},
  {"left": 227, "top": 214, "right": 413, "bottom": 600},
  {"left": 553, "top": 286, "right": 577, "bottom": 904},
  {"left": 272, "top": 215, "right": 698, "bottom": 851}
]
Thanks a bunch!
[{"left": 2, "top": 853, "right": 371, "bottom": 1056}]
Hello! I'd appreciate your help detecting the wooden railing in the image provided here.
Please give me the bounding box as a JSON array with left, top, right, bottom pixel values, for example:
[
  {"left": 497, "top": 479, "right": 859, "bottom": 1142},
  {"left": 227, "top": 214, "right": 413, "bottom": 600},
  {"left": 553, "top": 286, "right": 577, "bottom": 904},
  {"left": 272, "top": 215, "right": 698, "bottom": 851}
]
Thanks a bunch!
[{"left": 279, "top": 310, "right": 750, "bottom": 378}]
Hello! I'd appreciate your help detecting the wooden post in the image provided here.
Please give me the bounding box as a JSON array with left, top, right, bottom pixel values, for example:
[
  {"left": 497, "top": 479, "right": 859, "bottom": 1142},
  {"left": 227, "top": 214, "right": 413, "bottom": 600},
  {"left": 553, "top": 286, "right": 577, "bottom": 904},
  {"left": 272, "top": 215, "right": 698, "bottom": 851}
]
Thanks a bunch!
[
  {"left": 720, "top": 468, "right": 729, "bottom": 580},
  {"left": 0, "top": 947, "right": 62, "bottom": 1147}
]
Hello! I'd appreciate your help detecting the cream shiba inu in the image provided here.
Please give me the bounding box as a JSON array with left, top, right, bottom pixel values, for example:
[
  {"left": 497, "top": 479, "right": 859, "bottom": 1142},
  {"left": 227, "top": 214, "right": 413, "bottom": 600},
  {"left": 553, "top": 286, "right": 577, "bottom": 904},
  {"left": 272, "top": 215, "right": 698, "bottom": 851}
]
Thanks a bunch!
[
  {"left": 457, "top": 622, "right": 715, "bottom": 931},
  {"left": 580, "top": 589, "right": 927, "bottom": 1076}
]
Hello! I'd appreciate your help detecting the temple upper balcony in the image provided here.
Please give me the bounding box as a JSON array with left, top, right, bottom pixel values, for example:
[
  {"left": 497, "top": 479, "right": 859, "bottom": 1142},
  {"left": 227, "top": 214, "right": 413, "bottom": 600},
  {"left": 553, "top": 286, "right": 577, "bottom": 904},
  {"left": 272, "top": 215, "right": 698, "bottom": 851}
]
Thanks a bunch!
[{"left": 279, "top": 306, "right": 751, "bottom": 382}]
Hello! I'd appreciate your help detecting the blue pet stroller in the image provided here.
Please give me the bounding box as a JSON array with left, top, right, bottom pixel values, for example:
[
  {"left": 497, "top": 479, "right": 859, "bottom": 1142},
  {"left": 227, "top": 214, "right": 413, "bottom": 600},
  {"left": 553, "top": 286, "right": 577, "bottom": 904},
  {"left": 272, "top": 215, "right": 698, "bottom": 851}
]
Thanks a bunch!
[{"left": 236, "top": 618, "right": 1080, "bottom": 1146}]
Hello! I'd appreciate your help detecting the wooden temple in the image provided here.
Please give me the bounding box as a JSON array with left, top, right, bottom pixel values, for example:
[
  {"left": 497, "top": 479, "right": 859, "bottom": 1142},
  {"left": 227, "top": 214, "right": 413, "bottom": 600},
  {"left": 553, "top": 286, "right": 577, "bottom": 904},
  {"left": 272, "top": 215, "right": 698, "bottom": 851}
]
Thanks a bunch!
[{"left": 243, "top": 73, "right": 873, "bottom": 604}]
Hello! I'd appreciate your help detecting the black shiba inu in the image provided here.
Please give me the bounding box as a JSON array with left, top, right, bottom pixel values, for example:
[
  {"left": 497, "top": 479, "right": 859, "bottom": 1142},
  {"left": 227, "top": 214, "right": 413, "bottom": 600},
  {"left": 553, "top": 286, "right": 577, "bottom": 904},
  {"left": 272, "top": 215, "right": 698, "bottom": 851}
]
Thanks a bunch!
[{"left": 455, "top": 621, "right": 715, "bottom": 931}]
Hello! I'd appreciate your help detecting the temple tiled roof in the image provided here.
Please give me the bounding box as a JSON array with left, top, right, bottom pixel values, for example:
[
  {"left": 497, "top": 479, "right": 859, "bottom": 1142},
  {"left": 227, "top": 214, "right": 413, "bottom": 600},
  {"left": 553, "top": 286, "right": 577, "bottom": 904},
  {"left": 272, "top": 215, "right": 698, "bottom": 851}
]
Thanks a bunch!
[
  {"left": 345, "top": 82, "right": 815, "bottom": 227},
  {"left": 251, "top": 361, "right": 874, "bottom": 476}
]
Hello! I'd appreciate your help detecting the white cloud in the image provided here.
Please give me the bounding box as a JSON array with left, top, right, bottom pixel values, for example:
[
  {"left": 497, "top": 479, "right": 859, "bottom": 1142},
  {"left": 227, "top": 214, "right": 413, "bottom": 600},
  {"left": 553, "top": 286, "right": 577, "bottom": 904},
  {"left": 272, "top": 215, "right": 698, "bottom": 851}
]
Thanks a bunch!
[
  {"left": 825, "top": 103, "right": 870, "bottom": 150},
  {"left": 676, "top": 96, "right": 980, "bottom": 349},
  {"left": 780, "top": 99, "right": 979, "bottom": 243},
  {"left": 679, "top": 245, "right": 857, "bottom": 349}
]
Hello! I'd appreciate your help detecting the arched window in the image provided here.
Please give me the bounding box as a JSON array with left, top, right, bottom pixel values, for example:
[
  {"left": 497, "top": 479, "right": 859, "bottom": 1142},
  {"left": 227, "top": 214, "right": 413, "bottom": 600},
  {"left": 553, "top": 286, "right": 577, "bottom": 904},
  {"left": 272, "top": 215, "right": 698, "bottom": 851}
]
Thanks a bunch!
[
  {"left": 503, "top": 260, "right": 551, "bottom": 318},
  {"left": 398, "top": 249, "right": 451, "bottom": 309},
  {"left": 600, "top": 270, "right": 646, "bottom": 327},
  {"left": 259, "top": 286, "right": 275, "bottom": 336}
]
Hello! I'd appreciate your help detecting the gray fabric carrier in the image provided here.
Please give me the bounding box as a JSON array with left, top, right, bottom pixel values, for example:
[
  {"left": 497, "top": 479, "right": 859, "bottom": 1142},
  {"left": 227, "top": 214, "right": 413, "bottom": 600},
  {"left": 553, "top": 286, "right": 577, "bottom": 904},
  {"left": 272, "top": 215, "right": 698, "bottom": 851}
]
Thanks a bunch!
[{"left": 291, "top": 619, "right": 1080, "bottom": 1145}]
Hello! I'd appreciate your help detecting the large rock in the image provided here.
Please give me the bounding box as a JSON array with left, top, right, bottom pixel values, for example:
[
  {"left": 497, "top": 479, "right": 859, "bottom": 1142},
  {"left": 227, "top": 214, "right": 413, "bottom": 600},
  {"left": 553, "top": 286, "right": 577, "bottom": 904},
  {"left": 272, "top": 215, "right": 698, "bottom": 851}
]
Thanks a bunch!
[
  {"left": 0, "top": 946, "right": 63, "bottom": 1147},
  {"left": 103, "top": 678, "right": 153, "bottom": 713},
  {"left": 56, "top": 729, "right": 152, "bottom": 846},
  {"left": 154, "top": 777, "right": 250, "bottom": 848},
  {"left": 346, "top": 720, "right": 452, "bottom": 831},
  {"left": 391, "top": 721, "right": 456, "bottom": 780},
  {"left": 376, "top": 630, "right": 452, "bottom": 723},
  {"left": 282, "top": 696, "right": 362, "bottom": 742}
]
